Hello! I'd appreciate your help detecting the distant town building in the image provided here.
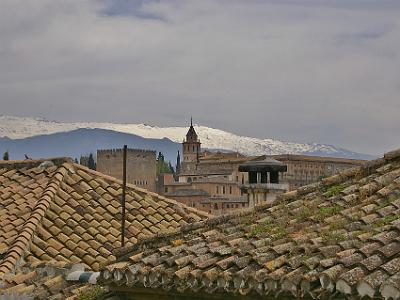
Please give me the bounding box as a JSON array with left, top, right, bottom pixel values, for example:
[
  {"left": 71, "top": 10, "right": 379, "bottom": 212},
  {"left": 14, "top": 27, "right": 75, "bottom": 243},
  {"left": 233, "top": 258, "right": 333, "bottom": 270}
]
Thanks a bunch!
[
  {"left": 79, "top": 155, "right": 89, "bottom": 167},
  {"left": 96, "top": 148, "right": 157, "bottom": 192},
  {"left": 161, "top": 121, "right": 367, "bottom": 215},
  {"left": 271, "top": 154, "right": 366, "bottom": 190}
]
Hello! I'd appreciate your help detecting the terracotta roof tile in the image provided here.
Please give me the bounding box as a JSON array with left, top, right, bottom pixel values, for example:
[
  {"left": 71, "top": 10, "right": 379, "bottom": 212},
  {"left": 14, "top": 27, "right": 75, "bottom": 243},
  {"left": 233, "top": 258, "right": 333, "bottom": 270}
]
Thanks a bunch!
[{"left": 0, "top": 158, "right": 208, "bottom": 276}]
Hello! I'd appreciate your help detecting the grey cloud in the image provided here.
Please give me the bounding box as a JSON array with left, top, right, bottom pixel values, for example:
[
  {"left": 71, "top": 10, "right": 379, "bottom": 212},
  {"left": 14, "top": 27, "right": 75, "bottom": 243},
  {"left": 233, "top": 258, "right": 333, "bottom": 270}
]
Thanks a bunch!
[{"left": 0, "top": 0, "right": 399, "bottom": 156}]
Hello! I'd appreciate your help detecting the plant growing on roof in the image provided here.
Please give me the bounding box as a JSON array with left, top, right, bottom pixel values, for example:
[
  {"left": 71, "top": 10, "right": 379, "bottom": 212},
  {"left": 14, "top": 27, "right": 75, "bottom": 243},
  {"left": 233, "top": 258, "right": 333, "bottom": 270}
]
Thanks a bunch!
[
  {"left": 323, "top": 183, "right": 349, "bottom": 198},
  {"left": 248, "top": 217, "right": 288, "bottom": 240},
  {"left": 321, "top": 229, "right": 346, "bottom": 243},
  {"left": 375, "top": 195, "right": 397, "bottom": 211},
  {"left": 77, "top": 285, "right": 106, "bottom": 300},
  {"left": 373, "top": 215, "right": 400, "bottom": 228},
  {"left": 315, "top": 204, "right": 342, "bottom": 222},
  {"left": 296, "top": 207, "right": 313, "bottom": 222}
]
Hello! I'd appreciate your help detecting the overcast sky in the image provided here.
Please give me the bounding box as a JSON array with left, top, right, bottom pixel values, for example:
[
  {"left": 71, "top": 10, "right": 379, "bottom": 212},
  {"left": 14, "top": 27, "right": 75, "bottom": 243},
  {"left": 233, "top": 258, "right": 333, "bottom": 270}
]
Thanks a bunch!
[{"left": 1, "top": 0, "right": 399, "bottom": 156}]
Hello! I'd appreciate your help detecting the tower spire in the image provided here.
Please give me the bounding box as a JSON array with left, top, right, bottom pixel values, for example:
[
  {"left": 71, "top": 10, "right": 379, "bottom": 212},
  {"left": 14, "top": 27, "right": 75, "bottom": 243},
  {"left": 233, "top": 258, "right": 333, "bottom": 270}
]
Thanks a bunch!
[{"left": 183, "top": 117, "right": 201, "bottom": 163}]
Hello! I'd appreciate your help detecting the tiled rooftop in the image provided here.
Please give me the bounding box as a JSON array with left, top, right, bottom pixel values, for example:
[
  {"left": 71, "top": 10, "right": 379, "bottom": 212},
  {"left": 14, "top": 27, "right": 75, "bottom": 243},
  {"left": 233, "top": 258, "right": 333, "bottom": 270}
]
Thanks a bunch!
[
  {"left": 0, "top": 260, "right": 99, "bottom": 299},
  {"left": 101, "top": 149, "right": 400, "bottom": 299},
  {"left": 0, "top": 158, "right": 208, "bottom": 276}
]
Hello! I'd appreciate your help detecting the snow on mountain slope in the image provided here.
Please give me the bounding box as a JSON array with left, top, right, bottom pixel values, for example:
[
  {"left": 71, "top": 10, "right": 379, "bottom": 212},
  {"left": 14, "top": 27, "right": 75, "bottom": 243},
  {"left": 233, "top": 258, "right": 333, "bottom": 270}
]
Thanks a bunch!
[{"left": 0, "top": 116, "right": 372, "bottom": 159}]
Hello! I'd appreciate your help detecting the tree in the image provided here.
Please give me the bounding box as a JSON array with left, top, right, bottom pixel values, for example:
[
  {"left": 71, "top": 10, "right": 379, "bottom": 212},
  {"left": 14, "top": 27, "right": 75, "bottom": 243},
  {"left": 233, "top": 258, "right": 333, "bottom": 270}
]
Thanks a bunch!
[
  {"left": 74, "top": 158, "right": 79, "bottom": 164},
  {"left": 88, "top": 153, "right": 96, "bottom": 170},
  {"left": 176, "top": 151, "right": 181, "bottom": 175},
  {"left": 169, "top": 162, "right": 175, "bottom": 175},
  {"left": 3, "top": 151, "right": 9, "bottom": 161},
  {"left": 157, "top": 152, "right": 171, "bottom": 174}
]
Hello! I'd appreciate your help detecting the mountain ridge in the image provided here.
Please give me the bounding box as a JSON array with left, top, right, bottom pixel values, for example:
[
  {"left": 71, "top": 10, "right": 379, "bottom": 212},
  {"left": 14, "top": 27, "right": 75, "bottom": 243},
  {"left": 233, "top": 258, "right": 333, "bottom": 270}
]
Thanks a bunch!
[
  {"left": 0, "top": 116, "right": 374, "bottom": 160},
  {"left": 0, "top": 128, "right": 180, "bottom": 163}
]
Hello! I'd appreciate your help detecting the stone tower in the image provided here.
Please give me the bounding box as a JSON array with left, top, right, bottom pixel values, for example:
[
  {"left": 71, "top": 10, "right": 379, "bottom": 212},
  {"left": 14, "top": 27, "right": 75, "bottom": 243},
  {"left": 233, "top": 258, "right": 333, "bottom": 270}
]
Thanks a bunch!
[{"left": 182, "top": 118, "right": 201, "bottom": 163}]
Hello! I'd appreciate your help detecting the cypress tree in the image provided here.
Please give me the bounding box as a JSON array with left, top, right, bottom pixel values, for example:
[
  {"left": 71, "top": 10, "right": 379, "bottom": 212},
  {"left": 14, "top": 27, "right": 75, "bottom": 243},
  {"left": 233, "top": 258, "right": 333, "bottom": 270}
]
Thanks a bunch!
[
  {"left": 176, "top": 151, "right": 181, "bottom": 175},
  {"left": 169, "top": 162, "right": 175, "bottom": 176},
  {"left": 3, "top": 151, "right": 9, "bottom": 161},
  {"left": 88, "top": 153, "right": 96, "bottom": 170},
  {"left": 157, "top": 152, "right": 171, "bottom": 174}
]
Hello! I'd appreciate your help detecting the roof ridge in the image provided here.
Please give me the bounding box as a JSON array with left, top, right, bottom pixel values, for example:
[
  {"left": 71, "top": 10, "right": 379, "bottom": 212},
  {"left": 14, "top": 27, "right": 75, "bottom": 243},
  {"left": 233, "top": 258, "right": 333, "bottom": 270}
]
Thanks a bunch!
[
  {"left": 0, "top": 158, "right": 73, "bottom": 170},
  {"left": 0, "top": 164, "right": 69, "bottom": 277},
  {"left": 384, "top": 147, "right": 400, "bottom": 160}
]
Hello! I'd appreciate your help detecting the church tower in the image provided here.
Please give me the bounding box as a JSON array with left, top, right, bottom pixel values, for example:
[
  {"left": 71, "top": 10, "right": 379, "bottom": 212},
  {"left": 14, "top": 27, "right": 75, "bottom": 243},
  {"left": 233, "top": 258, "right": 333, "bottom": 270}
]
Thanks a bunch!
[{"left": 182, "top": 118, "right": 201, "bottom": 163}]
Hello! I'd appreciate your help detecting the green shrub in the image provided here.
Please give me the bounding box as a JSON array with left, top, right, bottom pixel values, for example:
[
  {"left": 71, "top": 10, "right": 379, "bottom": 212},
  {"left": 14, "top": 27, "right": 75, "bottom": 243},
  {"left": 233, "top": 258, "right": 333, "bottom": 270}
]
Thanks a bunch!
[
  {"left": 77, "top": 285, "right": 106, "bottom": 300},
  {"left": 323, "top": 184, "right": 348, "bottom": 198}
]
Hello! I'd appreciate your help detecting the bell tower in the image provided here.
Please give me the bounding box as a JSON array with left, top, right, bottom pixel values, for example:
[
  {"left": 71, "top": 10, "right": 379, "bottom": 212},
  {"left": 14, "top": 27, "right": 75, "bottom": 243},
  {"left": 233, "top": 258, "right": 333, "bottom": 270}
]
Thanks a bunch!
[{"left": 182, "top": 118, "right": 201, "bottom": 163}]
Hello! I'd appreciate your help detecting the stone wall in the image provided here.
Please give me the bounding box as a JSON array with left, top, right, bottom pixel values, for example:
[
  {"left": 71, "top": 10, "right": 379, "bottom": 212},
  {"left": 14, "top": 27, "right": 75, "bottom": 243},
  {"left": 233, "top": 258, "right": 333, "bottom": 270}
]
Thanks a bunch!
[
  {"left": 273, "top": 155, "right": 366, "bottom": 190},
  {"left": 97, "top": 148, "right": 157, "bottom": 192},
  {"left": 180, "top": 160, "right": 241, "bottom": 176}
]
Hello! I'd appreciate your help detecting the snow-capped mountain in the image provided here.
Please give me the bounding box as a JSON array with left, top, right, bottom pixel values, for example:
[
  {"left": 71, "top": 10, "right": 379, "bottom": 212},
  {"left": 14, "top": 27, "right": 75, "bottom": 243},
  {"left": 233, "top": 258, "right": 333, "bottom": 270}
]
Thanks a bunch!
[{"left": 0, "top": 116, "right": 373, "bottom": 159}]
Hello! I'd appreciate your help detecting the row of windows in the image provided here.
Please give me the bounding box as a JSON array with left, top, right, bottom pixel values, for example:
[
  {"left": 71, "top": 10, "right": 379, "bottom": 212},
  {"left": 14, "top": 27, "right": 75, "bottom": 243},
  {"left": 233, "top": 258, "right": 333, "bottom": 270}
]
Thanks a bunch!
[
  {"left": 211, "top": 203, "right": 247, "bottom": 210},
  {"left": 290, "top": 163, "right": 324, "bottom": 170},
  {"left": 134, "top": 180, "right": 148, "bottom": 186},
  {"left": 216, "top": 185, "right": 234, "bottom": 194},
  {"left": 187, "top": 202, "right": 246, "bottom": 210},
  {"left": 292, "top": 170, "right": 325, "bottom": 180}
]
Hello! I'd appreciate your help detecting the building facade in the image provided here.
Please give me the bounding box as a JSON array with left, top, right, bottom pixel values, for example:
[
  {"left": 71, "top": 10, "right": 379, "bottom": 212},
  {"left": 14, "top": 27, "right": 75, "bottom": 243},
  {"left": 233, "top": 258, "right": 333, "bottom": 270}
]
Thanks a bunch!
[
  {"left": 97, "top": 148, "right": 157, "bottom": 192},
  {"left": 272, "top": 154, "right": 366, "bottom": 190},
  {"left": 161, "top": 123, "right": 367, "bottom": 215}
]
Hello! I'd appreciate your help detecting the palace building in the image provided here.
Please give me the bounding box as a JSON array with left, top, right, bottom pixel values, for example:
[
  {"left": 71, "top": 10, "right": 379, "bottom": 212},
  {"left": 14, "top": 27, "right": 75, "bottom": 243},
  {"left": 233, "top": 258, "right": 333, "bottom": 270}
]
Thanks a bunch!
[{"left": 161, "top": 121, "right": 367, "bottom": 215}]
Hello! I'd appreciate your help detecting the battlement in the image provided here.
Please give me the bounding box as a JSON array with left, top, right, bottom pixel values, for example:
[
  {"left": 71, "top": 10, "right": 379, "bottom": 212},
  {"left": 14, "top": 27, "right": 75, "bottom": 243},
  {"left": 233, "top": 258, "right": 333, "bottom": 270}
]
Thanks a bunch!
[
  {"left": 97, "top": 148, "right": 156, "bottom": 156},
  {"left": 96, "top": 147, "right": 157, "bottom": 192}
]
